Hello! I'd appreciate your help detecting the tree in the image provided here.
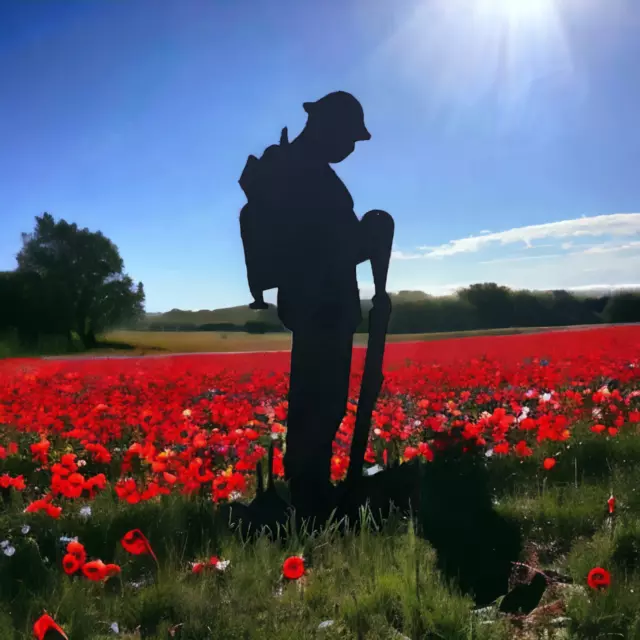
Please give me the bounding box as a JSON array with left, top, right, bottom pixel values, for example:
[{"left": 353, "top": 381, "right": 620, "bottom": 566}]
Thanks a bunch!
[
  {"left": 458, "top": 283, "right": 514, "bottom": 329},
  {"left": 16, "top": 213, "right": 145, "bottom": 347},
  {"left": 602, "top": 293, "right": 640, "bottom": 324}
]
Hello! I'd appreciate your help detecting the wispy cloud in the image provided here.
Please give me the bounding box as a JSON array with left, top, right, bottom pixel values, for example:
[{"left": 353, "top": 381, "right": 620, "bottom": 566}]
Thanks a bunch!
[
  {"left": 387, "top": 213, "right": 640, "bottom": 296},
  {"left": 576, "top": 240, "right": 640, "bottom": 255},
  {"left": 411, "top": 213, "right": 640, "bottom": 258},
  {"left": 480, "top": 253, "right": 564, "bottom": 265},
  {"left": 409, "top": 283, "right": 640, "bottom": 297},
  {"left": 391, "top": 250, "right": 424, "bottom": 260}
]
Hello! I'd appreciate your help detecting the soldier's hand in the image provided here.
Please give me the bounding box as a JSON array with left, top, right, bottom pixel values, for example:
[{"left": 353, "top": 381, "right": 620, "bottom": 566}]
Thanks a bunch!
[{"left": 372, "top": 292, "right": 392, "bottom": 315}]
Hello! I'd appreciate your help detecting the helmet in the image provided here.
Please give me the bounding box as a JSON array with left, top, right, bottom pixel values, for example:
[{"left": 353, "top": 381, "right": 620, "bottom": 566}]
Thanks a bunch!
[{"left": 303, "top": 91, "right": 371, "bottom": 142}]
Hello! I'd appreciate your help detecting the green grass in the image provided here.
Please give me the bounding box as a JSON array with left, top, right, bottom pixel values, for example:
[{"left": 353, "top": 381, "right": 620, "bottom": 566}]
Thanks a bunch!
[
  {"left": 0, "top": 330, "right": 84, "bottom": 359},
  {"left": 1, "top": 426, "right": 640, "bottom": 638}
]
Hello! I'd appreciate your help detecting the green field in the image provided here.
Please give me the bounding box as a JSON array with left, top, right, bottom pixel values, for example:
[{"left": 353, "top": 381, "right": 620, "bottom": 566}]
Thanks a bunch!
[{"left": 98, "top": 326, "right": 563, "bottom": 356}]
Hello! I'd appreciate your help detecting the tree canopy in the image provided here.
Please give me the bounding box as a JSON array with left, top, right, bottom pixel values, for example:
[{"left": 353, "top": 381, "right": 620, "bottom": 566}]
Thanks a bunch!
[{"left": 3, "top": 213, "right": 144, "bottom": 348}]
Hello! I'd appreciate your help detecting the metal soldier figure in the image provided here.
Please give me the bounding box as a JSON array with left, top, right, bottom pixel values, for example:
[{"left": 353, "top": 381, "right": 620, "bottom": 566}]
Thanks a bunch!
[{"left": 239, "top": 91, "right": 394, "bottom": 524}]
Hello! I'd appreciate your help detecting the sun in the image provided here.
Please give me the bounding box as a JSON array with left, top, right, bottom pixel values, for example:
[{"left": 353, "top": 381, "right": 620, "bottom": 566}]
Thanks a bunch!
[
  {"left": 478, "top": 0, "right": 559, "bottom": 23},
  {"left": 374, "top": 0, "right": 581, "bottom": 117}
]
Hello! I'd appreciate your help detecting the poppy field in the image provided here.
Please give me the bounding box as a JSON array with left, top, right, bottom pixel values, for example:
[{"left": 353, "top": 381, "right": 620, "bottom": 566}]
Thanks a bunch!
[{"left": 1, "top": 325, "right": 640, "bottom": 639}]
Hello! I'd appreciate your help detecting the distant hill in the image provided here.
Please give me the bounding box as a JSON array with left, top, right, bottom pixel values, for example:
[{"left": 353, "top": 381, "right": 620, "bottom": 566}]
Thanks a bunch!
[
  {"left": 129, "top": 285, "right": 640, "bottom": 335},
  {"left": 140, "top": 291, "right": 432, "bottom": 331}
]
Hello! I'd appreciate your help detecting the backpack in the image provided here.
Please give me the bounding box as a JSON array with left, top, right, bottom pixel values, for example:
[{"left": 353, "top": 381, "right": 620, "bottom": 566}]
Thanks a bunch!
[{"left": 239, "top": 127, "right": 290, "bottom": 301}]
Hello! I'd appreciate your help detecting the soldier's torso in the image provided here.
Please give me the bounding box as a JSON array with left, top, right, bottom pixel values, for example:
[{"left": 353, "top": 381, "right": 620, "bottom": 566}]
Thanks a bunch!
[{"left": 274, "top": 150, "right": 362, "bottom": 333}]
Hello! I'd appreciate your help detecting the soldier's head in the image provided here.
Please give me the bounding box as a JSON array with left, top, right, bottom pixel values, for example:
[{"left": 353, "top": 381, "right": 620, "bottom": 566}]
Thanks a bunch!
[{"left": 301, "top": 91, "right": 371, "bottom": 164}]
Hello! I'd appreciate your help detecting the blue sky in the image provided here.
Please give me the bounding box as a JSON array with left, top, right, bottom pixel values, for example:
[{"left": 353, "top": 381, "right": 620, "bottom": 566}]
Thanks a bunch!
[{"left": 1, "top": 0, "right": 639, "bottom": 312}]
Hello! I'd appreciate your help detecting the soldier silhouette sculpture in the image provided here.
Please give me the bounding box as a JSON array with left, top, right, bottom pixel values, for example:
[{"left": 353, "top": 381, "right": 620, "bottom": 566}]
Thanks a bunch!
[
  {"left": 239, "top": 91, "right": 394, "bottom": 526},
  {"left": 235, "top": 92, "right": 524, "bottom": 608}
]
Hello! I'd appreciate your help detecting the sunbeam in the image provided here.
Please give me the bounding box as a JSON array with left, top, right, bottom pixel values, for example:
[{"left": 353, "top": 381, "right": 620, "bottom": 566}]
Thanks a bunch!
[{"left": 371, "top": 0, "right": 592, "bottom": 121}]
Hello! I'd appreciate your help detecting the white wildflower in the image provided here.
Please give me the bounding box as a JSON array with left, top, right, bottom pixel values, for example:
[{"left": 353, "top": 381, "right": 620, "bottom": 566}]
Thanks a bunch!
[
  {"left": 3, "top": 545, "right": 15, "bottom": 557},
  {"left": 541, "top": 392, "right": 552, "bottom": 402},
  {"left": 110, "top": 622, "right": 120, "bottom": 634},
  {"left": 21, "top": 525, "right": 30, "bottom": 535},
  {"left": 79, "top": 505, "right": 92, "bottom": 519},
  {"left": 0, "top": 540, "right": 8, "bottom": 549},
  {"left": 365, "top": 464, "right": 383, "bottom": 477},
  {"left": 216, "top": 559, "right": 231, "bottom": 572},
  {"left": 517, "top": 406, "right": 531, "bottom": 422},
  {"left": 182, "top": 409, "right": 192, "bottom": 418},
  {"left": 373, "top": 428, "right": 381, "bottom": 436},
  {"left": 318, "top": 620, "right": 334, "bottom": 630},
  {"left": 77, "top": 459, "right": 87, "bottom": 467}
]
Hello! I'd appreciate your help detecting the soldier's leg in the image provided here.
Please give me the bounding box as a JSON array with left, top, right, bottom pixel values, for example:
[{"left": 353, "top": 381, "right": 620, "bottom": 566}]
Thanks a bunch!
[{"left": 285, "top": 329, "right": 354, "bottom": 519}]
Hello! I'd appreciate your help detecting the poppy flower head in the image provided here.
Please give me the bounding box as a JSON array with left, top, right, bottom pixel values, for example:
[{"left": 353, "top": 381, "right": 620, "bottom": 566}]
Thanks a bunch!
[
  {"left": 607, "top": 495, "right": 616, "bottom": 514},
  {"left": 66, "top": 540, "right": 87, "bottom": 565},
  {"left": 33, "top": 613, "right": 68, "bottom": 640},
  {"left": 543, "top": 457, "right": 556, "bottom": 470},
  {"left": 62, "top": 553, "right": 82, "bottom": 575},
  {"left": 121, "top": 529, "right": 157, "bottom": 562},
  {"left": 103, "top": 563, "right": 121, "bottom": 578},
  {"left": 82, "top": 559, "right": 108, "bottom": 581},
  {"left": 587, "top": 567, "right": 611, "bottom": 590},
  {"left": 282, "top": 555, "right": 305, "bottom": 581}
]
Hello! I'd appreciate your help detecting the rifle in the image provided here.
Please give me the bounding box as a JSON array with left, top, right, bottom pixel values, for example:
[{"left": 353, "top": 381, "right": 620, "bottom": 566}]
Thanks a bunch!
[{"left": 345, "top": 210, "right": 394, "bottom": 487}]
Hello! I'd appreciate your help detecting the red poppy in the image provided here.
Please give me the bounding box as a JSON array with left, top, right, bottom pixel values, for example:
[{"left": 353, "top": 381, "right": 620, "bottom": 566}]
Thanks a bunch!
[
  {"left": 24, "top": 496, "right": 62, "bottom": 519},
  {"left": 82, "top": 559, "right": 108, "bottom": 581},
  {"left": 607, "top": 495, "right": 616, "bottom": 514},
  {"left": 587, "top": 567, "right": 611, "bottom": 590},
  {"left": 33, "top": 613, "right": 68, "bottom": 640},
  {"left": 493, "top": 442, "right": 510, "bottom": 455},
  {"left": 121, "top": 529, "right": 157, "bottom": 562},
  {"left": 591, "top": 424, "right": 606, "bottom": 434},
  {"left": 282, "top": 556, "right": 305, "bottom": 580},
  {"left": 62, "top": 553, "right": 82, "bottom": 575},
  {"left": 103, "top": 563, "right": 121, "bottom": 578},
  {"left": 515, "top": 440, "right": 533, "bottom": 457},
  {"left": 543, "top": 457, "right": 556, "bottom": 470},
  {"left": 66, "top": 540, "right": 87, "bottom": 565}
]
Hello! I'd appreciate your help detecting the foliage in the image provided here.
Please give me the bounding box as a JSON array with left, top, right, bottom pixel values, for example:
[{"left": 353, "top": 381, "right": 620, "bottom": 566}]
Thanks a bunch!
[
  {"left": 138, "top": 285, "right": 640, "bottom": 335},
  {"left": 1, "top": 213, "right": 144, "bottom": 350}
]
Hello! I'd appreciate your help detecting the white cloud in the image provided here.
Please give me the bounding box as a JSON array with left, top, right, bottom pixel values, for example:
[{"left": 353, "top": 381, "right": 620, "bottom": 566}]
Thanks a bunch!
[
  {"left": 414, "top": 213, "right": 640, "bottom": 258},
  {"left": 408, "top": 283, "right": 640, "bottom": 297},
  {"left": 567, "top": 283, "right": 640, "bottom": 292},
  {"left": 577, "top": 240, "right": 640, "bottom": 255},
  {"left": 391, "top": 250, "right": 424, "bottom": 260},
  {"left": 387, "top": 213, "right": 640, "bottom": 295},
  {"left": 480, "top": 253, "right": 564, "bottom": 265}
]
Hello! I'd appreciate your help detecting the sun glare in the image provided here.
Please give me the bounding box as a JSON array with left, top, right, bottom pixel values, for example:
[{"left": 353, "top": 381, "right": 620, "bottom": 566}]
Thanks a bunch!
[
  {"left": 372, "top": 0, "right": 583, "bottom": 122},
  {"left": 479, "top": 0, "right": 559, "bottom": 23}
]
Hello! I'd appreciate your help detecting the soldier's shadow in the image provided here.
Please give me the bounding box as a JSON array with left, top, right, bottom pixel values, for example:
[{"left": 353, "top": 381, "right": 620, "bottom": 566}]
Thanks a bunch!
[{"left": 221, "top": 438, "right": 522, "bottom": 608}]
